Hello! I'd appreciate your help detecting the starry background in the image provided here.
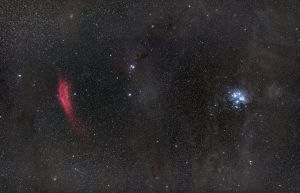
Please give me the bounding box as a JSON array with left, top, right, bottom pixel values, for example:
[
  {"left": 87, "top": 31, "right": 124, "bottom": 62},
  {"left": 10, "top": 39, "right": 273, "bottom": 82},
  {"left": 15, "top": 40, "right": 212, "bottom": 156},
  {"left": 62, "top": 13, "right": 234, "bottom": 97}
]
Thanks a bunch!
[{"left": 0, "top": 0, "right": 299, "bottom": 193}]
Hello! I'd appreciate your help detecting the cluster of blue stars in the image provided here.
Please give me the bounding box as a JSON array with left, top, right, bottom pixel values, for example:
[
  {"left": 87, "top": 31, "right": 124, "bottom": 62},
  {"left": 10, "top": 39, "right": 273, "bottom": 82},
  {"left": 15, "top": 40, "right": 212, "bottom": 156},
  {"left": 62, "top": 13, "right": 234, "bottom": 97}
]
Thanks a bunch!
[{"left": 229, "top": 90, "right": 247, "bottom": 108}]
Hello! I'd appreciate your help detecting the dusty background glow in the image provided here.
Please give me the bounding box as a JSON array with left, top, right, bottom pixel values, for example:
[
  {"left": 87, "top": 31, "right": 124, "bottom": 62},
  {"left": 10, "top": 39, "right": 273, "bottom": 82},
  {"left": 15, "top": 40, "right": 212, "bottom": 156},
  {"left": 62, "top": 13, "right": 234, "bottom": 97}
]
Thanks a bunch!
[{"left": 0, "top": 0, "right": 299, "bottom": 192}]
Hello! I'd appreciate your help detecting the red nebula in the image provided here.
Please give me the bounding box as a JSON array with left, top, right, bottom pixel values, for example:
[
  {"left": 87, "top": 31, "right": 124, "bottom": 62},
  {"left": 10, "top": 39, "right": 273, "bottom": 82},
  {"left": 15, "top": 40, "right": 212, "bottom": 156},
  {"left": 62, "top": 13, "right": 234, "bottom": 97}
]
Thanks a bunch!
[
  {"left": 57, "top": 77, "right": 87, "bottom": 135},
  {"left": 57, "top": 78, "right": 73, "bottom": 118}
]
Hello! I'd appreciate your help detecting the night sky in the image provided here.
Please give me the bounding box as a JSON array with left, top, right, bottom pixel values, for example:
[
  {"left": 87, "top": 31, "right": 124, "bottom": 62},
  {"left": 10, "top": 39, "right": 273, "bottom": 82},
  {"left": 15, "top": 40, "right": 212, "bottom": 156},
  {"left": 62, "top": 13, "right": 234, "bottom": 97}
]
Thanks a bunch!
[{"left": 1, "top": 1, "right": 300, "bottom": 193}]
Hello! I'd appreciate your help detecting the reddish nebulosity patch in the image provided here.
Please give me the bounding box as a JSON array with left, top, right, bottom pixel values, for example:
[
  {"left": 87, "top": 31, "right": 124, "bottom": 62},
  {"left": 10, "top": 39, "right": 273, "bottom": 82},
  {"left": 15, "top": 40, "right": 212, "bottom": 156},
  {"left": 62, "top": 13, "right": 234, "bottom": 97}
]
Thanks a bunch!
[
  {"left": 57, "top": 77, "right": 87, "bottom": 135},
  {"left": 57, "top": 78, "right": 73, "bottom": 118}
]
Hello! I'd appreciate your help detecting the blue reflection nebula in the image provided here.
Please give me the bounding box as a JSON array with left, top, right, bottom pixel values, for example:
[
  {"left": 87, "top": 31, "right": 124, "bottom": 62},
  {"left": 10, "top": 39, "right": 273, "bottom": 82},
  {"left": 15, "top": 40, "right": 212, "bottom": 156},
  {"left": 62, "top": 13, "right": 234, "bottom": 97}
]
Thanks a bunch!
[{"left": 229, "top": 90, "right": 247, "bottom": 108}]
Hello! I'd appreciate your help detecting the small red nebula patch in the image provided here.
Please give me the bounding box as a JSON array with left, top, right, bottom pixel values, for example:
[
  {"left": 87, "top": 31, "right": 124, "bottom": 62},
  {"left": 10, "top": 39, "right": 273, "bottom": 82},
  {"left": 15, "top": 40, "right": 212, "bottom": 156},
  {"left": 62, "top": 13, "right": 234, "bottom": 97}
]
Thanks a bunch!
[
  {"left": 57, "top": 77, "right": 87, "bottom": 135},
  {"left": 57, "top": 78, "right": 73, "bottom": 117}
]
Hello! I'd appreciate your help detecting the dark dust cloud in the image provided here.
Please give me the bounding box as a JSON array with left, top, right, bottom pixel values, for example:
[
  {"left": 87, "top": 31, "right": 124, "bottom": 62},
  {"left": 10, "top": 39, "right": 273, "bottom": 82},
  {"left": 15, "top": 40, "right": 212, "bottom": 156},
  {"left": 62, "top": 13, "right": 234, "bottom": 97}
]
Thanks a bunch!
[{"left": 0, "top": 0, "right": 299, "bottom": 193}]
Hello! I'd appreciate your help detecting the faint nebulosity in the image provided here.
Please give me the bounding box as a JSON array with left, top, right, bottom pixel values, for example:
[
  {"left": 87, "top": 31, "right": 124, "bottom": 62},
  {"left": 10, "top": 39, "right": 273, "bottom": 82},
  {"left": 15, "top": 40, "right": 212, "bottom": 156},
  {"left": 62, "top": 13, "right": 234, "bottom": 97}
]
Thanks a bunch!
[{"left": 0, "top": 0, "right": 299, "bottom": 193}]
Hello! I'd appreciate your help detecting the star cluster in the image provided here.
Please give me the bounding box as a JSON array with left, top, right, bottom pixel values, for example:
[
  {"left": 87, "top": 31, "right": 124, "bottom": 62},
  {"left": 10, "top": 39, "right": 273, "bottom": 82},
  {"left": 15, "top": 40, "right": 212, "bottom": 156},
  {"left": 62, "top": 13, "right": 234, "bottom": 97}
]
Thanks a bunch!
[{"left": 229, "top": 90, "right": 248, "bottom": 108}]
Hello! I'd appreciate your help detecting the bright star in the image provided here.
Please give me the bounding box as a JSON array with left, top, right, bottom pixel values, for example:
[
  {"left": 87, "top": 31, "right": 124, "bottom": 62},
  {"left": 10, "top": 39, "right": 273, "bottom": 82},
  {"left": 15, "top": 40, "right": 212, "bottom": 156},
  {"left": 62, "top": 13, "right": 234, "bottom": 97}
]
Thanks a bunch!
[{"left": 129, "top": 64, "right": 135, "bottom": 70}]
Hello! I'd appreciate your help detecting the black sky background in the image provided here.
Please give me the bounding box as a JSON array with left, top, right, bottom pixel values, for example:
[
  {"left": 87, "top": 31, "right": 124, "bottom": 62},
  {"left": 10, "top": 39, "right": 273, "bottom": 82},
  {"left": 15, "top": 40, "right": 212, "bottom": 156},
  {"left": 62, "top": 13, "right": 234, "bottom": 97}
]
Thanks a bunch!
[{"left": 0, "top": 0, "right": 299, "bottom": 192}]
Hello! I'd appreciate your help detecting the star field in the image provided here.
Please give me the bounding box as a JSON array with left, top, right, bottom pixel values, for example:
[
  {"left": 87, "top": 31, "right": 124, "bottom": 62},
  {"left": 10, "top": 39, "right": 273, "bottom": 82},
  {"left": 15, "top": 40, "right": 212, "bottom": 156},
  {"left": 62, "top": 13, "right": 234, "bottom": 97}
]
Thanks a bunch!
[{"left": 0, "top": 0, "right": 299, "bottom": 193}]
